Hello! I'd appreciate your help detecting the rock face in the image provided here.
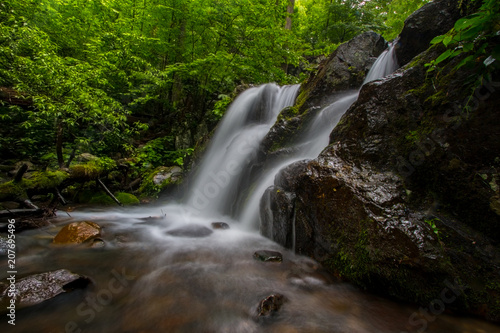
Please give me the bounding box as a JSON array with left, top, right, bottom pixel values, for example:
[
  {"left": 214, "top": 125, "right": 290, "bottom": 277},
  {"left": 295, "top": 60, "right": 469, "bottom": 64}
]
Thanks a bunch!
[
  {"left": 395, "top": 0, "right": 461, "bottom": 66},
  {"left": 53, "top": 221, "right": 101, "bottom": 244},
  {"left": 300, "top": 31, "right": 386, "bottom": 109},
  {"left": 262, "top": 39, "right": 500, "bottom": 322},
  {"left": 0, "top": 269, "right": 90, "bottom": 308}
]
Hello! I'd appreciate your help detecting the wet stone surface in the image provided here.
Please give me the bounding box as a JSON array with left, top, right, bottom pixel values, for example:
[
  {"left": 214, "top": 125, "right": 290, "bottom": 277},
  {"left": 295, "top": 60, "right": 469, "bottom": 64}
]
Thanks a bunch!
[
  {"left": 166, "top": 224, "right": 214, "bottom": 238},
  {"left": 256, "top": 293, "right": 287, "bottom": 317},
  {"left": 53, "top": 221, "right": 101, "bottom": 244},
  {"left": 0, "top": 269, "right": 90, "bottom": 308},
  {"left": 253, "top": 250, "right": 283, "bottom": 263},
  {"left": 211, "top": 222, "right": 230, "bottom": 230}
]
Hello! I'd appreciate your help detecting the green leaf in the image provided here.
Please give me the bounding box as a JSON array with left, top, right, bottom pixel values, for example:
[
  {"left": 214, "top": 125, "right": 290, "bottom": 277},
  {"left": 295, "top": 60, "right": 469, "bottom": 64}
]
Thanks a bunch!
[
  {"left": 430, "top": 35, "right": 445, "bottom": 45},
  {"left": 455, "top": 55, "right": 475, "bottom": 70},
  {"left": 434, "top": 49, "right": 453, "bottom": 65}
]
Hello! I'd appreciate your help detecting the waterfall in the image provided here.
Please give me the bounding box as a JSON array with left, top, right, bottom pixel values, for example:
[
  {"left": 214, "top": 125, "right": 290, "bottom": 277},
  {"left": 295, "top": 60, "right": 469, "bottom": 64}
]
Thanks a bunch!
[
  {"left": 363, "top": 40, "right": 398, "bottom": 84},
  {"left": 185, "top": 83, "right": 300, "bottom": 219},
  {"left": 183, "top": 42, "right": 398, "bottom": 228}
]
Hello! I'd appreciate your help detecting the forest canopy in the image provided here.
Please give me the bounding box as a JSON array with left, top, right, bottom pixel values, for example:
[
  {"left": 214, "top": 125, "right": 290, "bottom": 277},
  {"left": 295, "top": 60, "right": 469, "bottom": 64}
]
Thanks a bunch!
[{"left": 0, "top": 0, "right": 430, "bottom": 169}]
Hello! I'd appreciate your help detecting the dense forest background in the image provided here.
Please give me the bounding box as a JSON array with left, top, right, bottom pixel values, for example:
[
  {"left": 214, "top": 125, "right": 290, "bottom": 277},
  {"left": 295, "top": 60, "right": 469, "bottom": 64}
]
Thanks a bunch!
[{"left": 0, "top": 0, "right": 428, "bottom": 188}]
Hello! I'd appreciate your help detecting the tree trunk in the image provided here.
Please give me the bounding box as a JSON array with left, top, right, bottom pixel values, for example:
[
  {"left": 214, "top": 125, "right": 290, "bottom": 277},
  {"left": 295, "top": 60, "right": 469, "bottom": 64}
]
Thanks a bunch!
[
  {"left": 285, "top": 0, "right": 295, "bottom": 30},
  {"left": 56, "top": 120, "right": 64, "bottom": 169}
]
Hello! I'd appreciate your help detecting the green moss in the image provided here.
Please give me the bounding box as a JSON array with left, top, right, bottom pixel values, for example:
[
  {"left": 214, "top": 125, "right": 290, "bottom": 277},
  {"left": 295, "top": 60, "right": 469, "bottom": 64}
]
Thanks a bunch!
[
  {"left": 88, "top": 191, "right": 116, "bottom": 206},
  {"left": 0, "top": 181, "right": 27, "bottom": 201},
  {"left": 26, "top": 170, "right": 69, "bottom": 190},
  {"left": 138, "top": 166, "right": 180, "bottom": 198},
  {"left": 70, "top": 157, "right": 116, "bottom": 179},
  {"left": 115, "top": 192, "right": 140, "bottom": 205},
  {"left": 324, "top": 219, "right": 377, "bottom": 288}
]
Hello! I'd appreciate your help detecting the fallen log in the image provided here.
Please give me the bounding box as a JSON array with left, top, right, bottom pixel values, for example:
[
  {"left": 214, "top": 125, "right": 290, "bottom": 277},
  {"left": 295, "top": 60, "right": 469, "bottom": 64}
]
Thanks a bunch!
[{"left": 0, "top": 208, "right": 44, "bottom": 219}]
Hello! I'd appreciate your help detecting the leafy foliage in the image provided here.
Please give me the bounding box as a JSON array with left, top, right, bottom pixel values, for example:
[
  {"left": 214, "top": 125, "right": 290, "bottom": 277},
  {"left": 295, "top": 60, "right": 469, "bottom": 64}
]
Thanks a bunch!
[{"left": 426, "top": 0, "right": 500, "bottom": 111}]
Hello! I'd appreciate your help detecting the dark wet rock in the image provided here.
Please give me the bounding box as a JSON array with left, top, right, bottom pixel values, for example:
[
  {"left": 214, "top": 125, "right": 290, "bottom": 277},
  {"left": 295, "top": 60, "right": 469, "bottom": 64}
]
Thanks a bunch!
[
  {"left": 253, "top": 250, "right": 283, "bottom": 263},
  {"left": 0, "top": 269, "right": 90, "bottom": 308},
  {"left": 262, "top": 42, "right": 500, "bottom": 321},
  {"left": 211, "top": 222, "right": 230, "bottom": 230},
  {"left": 90, "top": 238, "right": 105, "bottom": 248},
  {"left": 299, "top": 31, "right": 386, "bottom": 110},
  {"left": 260, "top": 186, "right": 295, "bottom": 249},
  {"left": 53, "top": 221, "right": 101, "bottom": 244},
  {"left": 256, "top": 293, "right": 286, "bottom": 317},
  {"left": 395, "top": 0, "right": 461, "bottom": 66},
  {"left": 167, "top": 224, "right": 213, "bottom": 238}
]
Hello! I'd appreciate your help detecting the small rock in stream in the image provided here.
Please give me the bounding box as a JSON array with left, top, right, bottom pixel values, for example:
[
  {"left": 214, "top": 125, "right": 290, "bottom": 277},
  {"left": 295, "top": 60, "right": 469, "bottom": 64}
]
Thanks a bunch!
[
  {"left": 0, "top": 269, "right": 91, "bottom": 308},
  {"left": 256, "top": 293, "right": 287, "bottom": 317},
  {"left": 211, "top": 222, "right": 230, "bottom": 230},
  {"left": 53, "top": 221, "right": 101, "bottom": 245},
  {"left": 166, "top": 224, "right": 213, "bottom": 238},
  {"left": 253, "top": 250, "right": 283, "bottom": 263}
]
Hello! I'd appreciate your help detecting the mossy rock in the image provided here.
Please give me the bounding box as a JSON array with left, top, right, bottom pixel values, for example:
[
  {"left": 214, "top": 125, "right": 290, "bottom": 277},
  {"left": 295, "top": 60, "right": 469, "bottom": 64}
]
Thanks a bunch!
[
  {"left": 0, "top": 181, "right": 27, "bottom": 201},
  {"left": 115, "top": 192, "right": 140, "bottom": 205},
  {"left": 139, "top": 166, "right": 183, "bottom": 198},
  {"left": 25, "top": 170, "right": 69, "bottom": 191},
  {"left": 88, "top": 192, "right": 116, "bottom": 206},
  {"left": 69, "top": 157, "right": 116, "bottom": 179}
]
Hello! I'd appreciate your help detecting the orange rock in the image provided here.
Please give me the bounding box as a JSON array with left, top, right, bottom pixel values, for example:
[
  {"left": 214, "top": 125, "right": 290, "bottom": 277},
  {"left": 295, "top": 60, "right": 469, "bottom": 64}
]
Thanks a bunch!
[{"left": 53, "top": 221, "right": 101, "bottom": 244}]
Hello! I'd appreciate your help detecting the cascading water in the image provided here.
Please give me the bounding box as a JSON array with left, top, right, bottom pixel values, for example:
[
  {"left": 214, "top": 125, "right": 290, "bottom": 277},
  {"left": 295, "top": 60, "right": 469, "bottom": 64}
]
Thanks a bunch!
[{"left": 238, "top": 42, "right": 399, "bottom": 228}]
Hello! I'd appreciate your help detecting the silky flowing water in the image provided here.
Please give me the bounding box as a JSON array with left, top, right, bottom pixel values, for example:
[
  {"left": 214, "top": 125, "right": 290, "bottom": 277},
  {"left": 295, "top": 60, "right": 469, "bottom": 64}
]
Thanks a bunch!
[{"left": 2, "top": 44, "right": 500, "bottom": 332}]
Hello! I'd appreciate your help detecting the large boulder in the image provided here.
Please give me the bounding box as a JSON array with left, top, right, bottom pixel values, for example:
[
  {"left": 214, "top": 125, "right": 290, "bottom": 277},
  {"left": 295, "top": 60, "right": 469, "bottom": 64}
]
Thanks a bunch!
[
  {"left": 395, "top": 0, "right": 461, "bottom": 66},
  {"left": 261, "top": 44, "right": 500, "bottom": 321},
  {"left": 299, "top": 31, "right": 386, "bottom": 111}
]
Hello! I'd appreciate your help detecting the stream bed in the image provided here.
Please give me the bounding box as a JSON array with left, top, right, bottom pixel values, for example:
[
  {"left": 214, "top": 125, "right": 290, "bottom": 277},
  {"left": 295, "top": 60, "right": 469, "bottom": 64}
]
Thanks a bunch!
[{"left": 1, "top": 205, "right": 499, "bottom": 333}]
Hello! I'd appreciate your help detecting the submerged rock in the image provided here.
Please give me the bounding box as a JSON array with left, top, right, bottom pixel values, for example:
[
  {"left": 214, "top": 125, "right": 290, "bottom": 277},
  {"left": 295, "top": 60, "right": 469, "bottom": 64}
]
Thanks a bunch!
[
  {"left": 0, "top": 269, "right": 90, "bottom": 308},
  {"left": 253, "top": 250, "right": 283, "bottom": 263},
  {"left": 167, "top": 224, "right": 213, "bottom": 238},
  {"left": 256, "top": 293, "right": 286, "bottom": 317},
  {"left": 211, "top": 222, "right": 230, "bottom": 230},
  {"left": 53, "top": 221, "right": 101, "bottom": 244}
]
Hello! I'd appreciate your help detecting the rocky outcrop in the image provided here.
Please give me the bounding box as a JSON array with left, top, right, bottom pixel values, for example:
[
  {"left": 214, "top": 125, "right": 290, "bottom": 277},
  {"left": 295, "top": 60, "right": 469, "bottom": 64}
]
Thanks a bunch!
[
  {"left": 395, "top": 0, "right": 462, "bottom": 66},
  {"left": 300, "top": 31, "right": 386, "bottom": 110},
  {"left": 261, "top": 40, "right": 500, "bottom": 321}
]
